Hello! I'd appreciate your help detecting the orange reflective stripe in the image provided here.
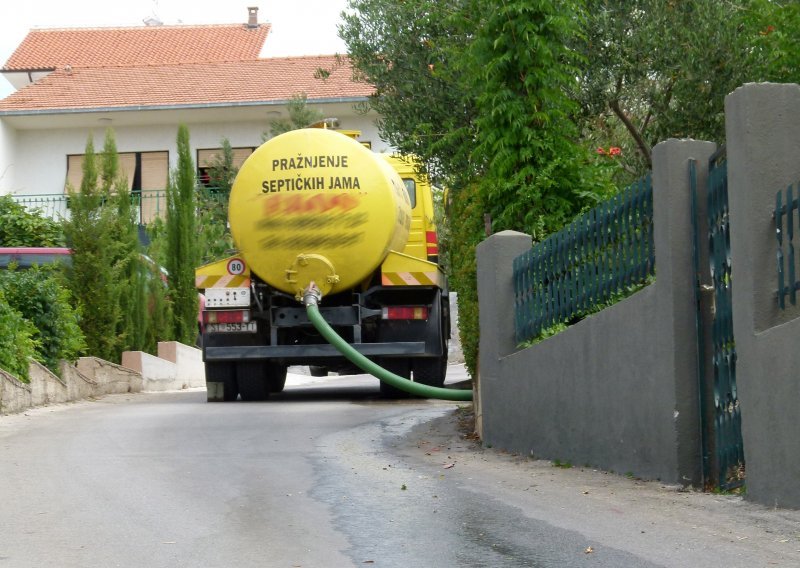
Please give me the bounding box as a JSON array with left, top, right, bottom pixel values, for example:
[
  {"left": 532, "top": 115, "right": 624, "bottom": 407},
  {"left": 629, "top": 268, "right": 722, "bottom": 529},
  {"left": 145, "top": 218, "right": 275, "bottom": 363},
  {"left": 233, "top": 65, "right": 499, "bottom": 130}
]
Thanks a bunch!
[
  {"left": 381, "top": 271, "right": 440, "bottom": 287},
  {"left": 195, "top": 275, "right": 251, "bottom": 289}
]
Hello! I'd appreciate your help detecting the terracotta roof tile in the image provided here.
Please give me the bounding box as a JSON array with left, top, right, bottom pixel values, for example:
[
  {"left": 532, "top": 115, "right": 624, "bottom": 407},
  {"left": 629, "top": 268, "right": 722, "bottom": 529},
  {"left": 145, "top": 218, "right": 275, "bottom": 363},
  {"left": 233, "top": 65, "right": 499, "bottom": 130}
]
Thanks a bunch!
[
  {"left": 0, "top": 56, "right": 372, "bottom": 112},
  {"left": 2, "top": 24, "right": 270, "bottom": 71}
]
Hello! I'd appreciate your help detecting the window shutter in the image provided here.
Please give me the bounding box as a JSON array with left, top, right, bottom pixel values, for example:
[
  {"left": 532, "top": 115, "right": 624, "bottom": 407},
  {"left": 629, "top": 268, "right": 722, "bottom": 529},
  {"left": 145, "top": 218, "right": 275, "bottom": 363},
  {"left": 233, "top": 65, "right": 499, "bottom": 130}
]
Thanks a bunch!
[
  {"left": 141, "top": 151, "right": 168, "bottom": 190},
  {"left": 232, "top": 148, "right": 253, "bottom": 169},
  {"left": 140, "top": 151, "right": 169, "bottom": 223},
  {"left": 65, "top": 155, "right": 84, "bottom": 192},
  {"left": 118, "top": 153, "right": 136, "bottom": 191},
  {"left": 197, "top": 147, "right": 254, "bottom": 169},
  {"left": 197, "top": 149, "right": 218, "bottom": 166}
]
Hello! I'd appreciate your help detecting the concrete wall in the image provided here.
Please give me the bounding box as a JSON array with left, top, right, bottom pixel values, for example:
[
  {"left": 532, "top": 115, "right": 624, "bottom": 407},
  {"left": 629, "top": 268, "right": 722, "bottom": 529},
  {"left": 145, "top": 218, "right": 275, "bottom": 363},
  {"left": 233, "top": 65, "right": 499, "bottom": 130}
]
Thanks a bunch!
[
  {"left": 0, "top": 367, "right": 32, "bottom": 414},
  {"left": 120, "top": 341, "right": 205, "bottom": 391},
  {"left": 1, "top": 345, "right": 206, "bottom": 414},
  {"left": 121, "top": 350, "right": 178, "bottom": 392},
  {"left": 725, "top": 83, "right": 800, "bottom": 508},
  {"left": 29, "top": 360, "right": 68, "bottom": 407},
  {"left": 76, "top": 357, "right": 143, "bottom": 395},
  {"left": 477, "top": 140, "right": 717, "bottom": 485},
  {"left": 157, "top": 342, "right": 205, "bottom": 388}
]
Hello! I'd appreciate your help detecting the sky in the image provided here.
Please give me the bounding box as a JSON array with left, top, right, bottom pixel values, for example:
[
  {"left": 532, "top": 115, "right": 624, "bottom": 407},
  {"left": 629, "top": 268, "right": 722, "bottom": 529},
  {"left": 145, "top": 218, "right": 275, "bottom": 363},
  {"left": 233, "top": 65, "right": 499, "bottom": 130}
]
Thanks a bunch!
[{"left": 0, "top": 0, "right": 350, "bottom": 98}]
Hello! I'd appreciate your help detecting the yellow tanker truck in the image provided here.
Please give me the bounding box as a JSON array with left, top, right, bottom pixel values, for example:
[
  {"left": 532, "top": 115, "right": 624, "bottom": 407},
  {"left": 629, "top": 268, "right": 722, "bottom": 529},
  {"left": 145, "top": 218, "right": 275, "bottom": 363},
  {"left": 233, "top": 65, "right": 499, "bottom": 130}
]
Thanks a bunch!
[{"left": 195, "top": 128, "right": 450, "bottom": 401}]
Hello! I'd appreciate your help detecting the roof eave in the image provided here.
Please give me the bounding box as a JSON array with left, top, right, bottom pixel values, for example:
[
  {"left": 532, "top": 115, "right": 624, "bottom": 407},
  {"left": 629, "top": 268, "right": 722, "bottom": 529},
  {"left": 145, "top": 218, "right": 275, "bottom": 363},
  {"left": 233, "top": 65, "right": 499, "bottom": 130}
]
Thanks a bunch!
[
  {"left": 0, "top": 96, "right": 372, "bottom": 117},
  {"left": 1, "top": 67, "right": 57, "bottom": 73}
]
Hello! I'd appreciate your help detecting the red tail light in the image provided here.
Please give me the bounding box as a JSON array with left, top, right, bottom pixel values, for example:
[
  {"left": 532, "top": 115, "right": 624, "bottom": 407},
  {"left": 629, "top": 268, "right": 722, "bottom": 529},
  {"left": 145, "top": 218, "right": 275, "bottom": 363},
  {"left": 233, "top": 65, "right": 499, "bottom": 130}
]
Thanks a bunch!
[
  {"left": 204, "top": 310, "right": 250, "bottom": 324},
  {"left": 425, "top": 231, "right": 439, "bottom": 255},
  {"left": 382, "top": 306, "right": 429, "bottom": 320}
]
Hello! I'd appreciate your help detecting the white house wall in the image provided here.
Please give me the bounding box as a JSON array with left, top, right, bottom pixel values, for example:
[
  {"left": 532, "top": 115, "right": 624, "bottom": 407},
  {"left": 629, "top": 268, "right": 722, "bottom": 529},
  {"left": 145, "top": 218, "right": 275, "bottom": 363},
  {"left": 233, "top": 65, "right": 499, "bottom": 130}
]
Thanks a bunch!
[
  {"left": 2, "top": 107, "right": 389, "bottom": 198},
  {"left": 0, "top": 118, "right": 17, "bottom": 194}
]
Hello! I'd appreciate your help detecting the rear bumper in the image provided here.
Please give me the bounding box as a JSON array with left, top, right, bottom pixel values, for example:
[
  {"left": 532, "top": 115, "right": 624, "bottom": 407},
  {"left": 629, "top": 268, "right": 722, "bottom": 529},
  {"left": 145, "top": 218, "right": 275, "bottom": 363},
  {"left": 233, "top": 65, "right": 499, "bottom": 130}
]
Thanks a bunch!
[{"left": 203, "top": 341, "right": 428, "bottom": 363}]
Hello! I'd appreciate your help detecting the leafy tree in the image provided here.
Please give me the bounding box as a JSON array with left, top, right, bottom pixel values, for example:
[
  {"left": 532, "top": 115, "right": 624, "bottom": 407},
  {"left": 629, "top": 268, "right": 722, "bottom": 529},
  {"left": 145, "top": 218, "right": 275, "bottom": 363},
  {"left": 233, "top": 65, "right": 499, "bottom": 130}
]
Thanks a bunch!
[
  {"left": 342, "top": 0, "right": 612, "bottom": 377},
  {"left": 462, "top": 0, "right": 614, "bottom": 239},
  {"left": 745, "top": 0, "right": 800, "bottom": 84},
  {"left": 265, "top": 93, "right": 324, "bottom": 139},
  {"left": 340, "top": 0, "right": 478, "bottom": 185},
  {"left": 0, "top": 195, "right": 64, "bottom": 247},
  {"left": 0, "top": 289, "right": 37, "bottom": 382},
  {"left": 576, "top": 0, "right": 764, "bottom": 176},
  {"left": 166, "top": 124, "right": 199, "bottom": 345}
]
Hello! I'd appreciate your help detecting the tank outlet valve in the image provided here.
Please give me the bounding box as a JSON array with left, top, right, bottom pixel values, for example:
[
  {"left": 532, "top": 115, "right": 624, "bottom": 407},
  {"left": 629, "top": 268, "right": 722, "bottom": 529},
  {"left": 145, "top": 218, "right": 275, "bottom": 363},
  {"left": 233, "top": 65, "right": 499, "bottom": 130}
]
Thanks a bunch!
[{"left": 302, "top": 282, "right": 322, "bottom": 307}]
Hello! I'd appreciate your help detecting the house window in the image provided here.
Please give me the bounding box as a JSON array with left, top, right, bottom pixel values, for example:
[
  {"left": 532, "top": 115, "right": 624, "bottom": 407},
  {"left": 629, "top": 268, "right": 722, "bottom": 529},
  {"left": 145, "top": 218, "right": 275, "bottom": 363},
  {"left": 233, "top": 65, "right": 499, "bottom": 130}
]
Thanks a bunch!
[
  {"left": 66, "top": 152, "right": 136, "bottom": 192},
  {"left": 65, "top": 150, "right": 169, "bottom": 223},
  {"left": 197, "top": 147, "right": 255, "bottom": 189}
]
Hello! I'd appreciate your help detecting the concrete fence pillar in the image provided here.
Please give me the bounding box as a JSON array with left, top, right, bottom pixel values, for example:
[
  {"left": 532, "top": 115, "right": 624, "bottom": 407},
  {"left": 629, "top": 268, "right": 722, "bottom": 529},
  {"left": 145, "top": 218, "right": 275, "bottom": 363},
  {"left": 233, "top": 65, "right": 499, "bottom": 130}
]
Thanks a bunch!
[
  {"left": 725, "top": 82, "right": 800, "bottom": 508},
  {"left": 651, "top": 138, "right": 717, "bottom": 486},
  {"left": 475, "top": 230, "right": 532, "bottom": 436}
]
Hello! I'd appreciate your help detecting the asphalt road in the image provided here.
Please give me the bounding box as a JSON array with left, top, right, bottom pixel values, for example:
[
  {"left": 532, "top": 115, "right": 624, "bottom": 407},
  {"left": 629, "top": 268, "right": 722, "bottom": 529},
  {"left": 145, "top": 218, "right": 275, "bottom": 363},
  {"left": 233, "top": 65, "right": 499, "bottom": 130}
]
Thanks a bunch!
[{"left": 1, "top": 367, "right": 799, "bottom": 567}]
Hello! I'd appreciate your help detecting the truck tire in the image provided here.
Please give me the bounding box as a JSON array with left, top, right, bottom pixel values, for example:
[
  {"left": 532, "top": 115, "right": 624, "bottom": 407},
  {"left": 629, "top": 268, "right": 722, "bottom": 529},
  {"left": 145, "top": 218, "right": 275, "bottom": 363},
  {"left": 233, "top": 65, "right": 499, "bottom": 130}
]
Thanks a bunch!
[
  {"left": 206, "top": 362, "right": 238, "bottom": 402},
  {"left": 237, "top": 362, "right": 270, "bottom": 401},
  {"left": 379, "top": 359, "right": 412, "bottom": 398},
  {"left": 414, "top": 356, "right": 447, "bottom": 388},
  {"left": 267, "top": 364, "right": 288, "bottom": 394}
]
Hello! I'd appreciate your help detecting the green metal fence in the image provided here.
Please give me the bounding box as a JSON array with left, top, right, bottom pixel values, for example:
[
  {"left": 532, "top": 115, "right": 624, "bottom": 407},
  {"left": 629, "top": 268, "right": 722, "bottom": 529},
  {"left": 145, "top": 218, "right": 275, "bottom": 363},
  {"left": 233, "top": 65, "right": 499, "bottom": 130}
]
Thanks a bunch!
[
  {"left": 704, "top": 149, "right": 744, "bottom": 491},
  {"left": 775, "top": 183, "right": 800, "bottom": 308},
  {"left": 513, "top": 174, "right": 655, "bottom": 344}
]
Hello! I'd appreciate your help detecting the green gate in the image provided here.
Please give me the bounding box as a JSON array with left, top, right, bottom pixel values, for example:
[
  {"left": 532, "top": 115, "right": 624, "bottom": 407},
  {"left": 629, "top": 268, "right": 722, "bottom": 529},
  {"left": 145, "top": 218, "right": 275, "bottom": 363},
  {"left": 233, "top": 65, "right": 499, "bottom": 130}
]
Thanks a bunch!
[{"left": 690, "top": 148, "right": 745, "bottom": 491}]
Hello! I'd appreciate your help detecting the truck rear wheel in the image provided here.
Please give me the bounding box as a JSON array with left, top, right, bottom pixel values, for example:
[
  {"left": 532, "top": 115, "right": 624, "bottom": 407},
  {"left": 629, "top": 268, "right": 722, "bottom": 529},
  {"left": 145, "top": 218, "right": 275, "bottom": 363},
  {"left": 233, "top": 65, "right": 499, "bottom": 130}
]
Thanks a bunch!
[
  {"left": 237, "top": 362, "right": 270, "bottom": 401},
  {"left": 267, "top": 364, "right": 288, "bottom": 393},
  {"left": 206, "top": 362, "right": 238, "bottom": 402},
  {"left": 414, "top": 356, "right": 447, "bottom": 388}
]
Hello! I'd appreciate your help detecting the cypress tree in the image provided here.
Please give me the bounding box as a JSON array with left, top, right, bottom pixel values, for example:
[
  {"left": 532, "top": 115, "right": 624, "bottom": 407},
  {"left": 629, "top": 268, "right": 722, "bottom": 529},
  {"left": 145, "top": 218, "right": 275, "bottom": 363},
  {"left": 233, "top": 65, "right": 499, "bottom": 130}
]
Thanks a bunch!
[
  {"left": 102, "top": 129, "right": 149, "bottom": 353},
  {"left": 63, "top": 133, "right": 122, "bottom": 361},
  {"left": 166, "top": 124, "right": 199, "bottom": 345}
]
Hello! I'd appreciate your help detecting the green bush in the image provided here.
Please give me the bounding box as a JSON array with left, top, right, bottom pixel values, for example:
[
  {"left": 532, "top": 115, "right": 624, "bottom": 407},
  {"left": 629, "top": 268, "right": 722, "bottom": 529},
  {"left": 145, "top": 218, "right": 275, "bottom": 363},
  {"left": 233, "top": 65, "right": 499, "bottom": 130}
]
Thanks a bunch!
[
  {"left": 0, "top": 266, "right": 85, "bottom": 375},
  {"left": 0, "top": 289, "right": 37, "bottom": 382},
  {"left": 446, "top": 182, "right": 487, "bottom": 378},
  {"left": 0, "top": 195, "right": 64, "bottom": 247}
]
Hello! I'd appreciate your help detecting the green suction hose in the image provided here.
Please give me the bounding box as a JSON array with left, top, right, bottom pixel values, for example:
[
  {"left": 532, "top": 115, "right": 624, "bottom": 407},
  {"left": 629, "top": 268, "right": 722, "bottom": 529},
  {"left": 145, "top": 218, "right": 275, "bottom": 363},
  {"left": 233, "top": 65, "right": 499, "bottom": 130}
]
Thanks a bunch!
[{"left": 303, "top": 284, "right": 473, "bottom": 401}]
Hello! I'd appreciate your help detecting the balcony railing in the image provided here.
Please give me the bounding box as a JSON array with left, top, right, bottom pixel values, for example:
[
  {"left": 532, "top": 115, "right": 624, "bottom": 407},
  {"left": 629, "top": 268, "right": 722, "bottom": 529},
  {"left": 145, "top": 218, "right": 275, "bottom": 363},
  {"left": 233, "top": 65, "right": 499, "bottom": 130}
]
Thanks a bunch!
[{"left": 9, "top": 188, "right": 226, "bottom": 225}]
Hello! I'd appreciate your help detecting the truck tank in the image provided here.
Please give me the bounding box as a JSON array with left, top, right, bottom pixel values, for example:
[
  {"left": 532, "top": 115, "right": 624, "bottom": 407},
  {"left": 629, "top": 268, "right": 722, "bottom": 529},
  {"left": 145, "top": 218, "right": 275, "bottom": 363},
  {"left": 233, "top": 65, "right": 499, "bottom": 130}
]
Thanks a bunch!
[
  {"left": 199, "top": 127, "right": 451, "bottom": 402},
  {"left": 229, "top": 128, "right": 412, "bottom": 298}
]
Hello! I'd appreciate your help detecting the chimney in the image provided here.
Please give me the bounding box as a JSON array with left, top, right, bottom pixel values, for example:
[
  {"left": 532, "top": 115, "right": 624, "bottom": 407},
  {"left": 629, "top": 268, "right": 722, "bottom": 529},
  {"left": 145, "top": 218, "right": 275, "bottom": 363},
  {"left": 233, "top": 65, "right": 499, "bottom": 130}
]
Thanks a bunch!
[{"left": 247, "top": 6, "right": 259, "bottom": 28}]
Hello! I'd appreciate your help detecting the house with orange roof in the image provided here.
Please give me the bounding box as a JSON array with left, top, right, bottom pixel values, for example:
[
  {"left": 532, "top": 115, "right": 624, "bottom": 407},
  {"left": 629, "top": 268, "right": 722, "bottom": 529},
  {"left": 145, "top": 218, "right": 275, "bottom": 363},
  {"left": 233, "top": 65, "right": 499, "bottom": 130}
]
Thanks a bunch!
[{"left": 0, "top": 7, "right": 382, "bottom": 222}]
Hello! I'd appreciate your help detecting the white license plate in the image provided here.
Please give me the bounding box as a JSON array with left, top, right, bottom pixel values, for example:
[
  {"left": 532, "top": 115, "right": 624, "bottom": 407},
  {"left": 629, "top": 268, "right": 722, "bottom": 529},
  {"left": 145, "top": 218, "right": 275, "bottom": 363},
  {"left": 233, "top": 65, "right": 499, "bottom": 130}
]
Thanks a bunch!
[{"left": 206, "top": 321, "right": 257, "bottom": 333}]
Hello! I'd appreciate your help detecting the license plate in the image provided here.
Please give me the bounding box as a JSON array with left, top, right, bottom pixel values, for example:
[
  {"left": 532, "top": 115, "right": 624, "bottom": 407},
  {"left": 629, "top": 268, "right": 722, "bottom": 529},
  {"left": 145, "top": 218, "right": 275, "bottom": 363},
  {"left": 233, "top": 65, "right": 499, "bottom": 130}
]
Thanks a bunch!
[{"left": 206, "top": 321, "right": 257, "bottom": 333}]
